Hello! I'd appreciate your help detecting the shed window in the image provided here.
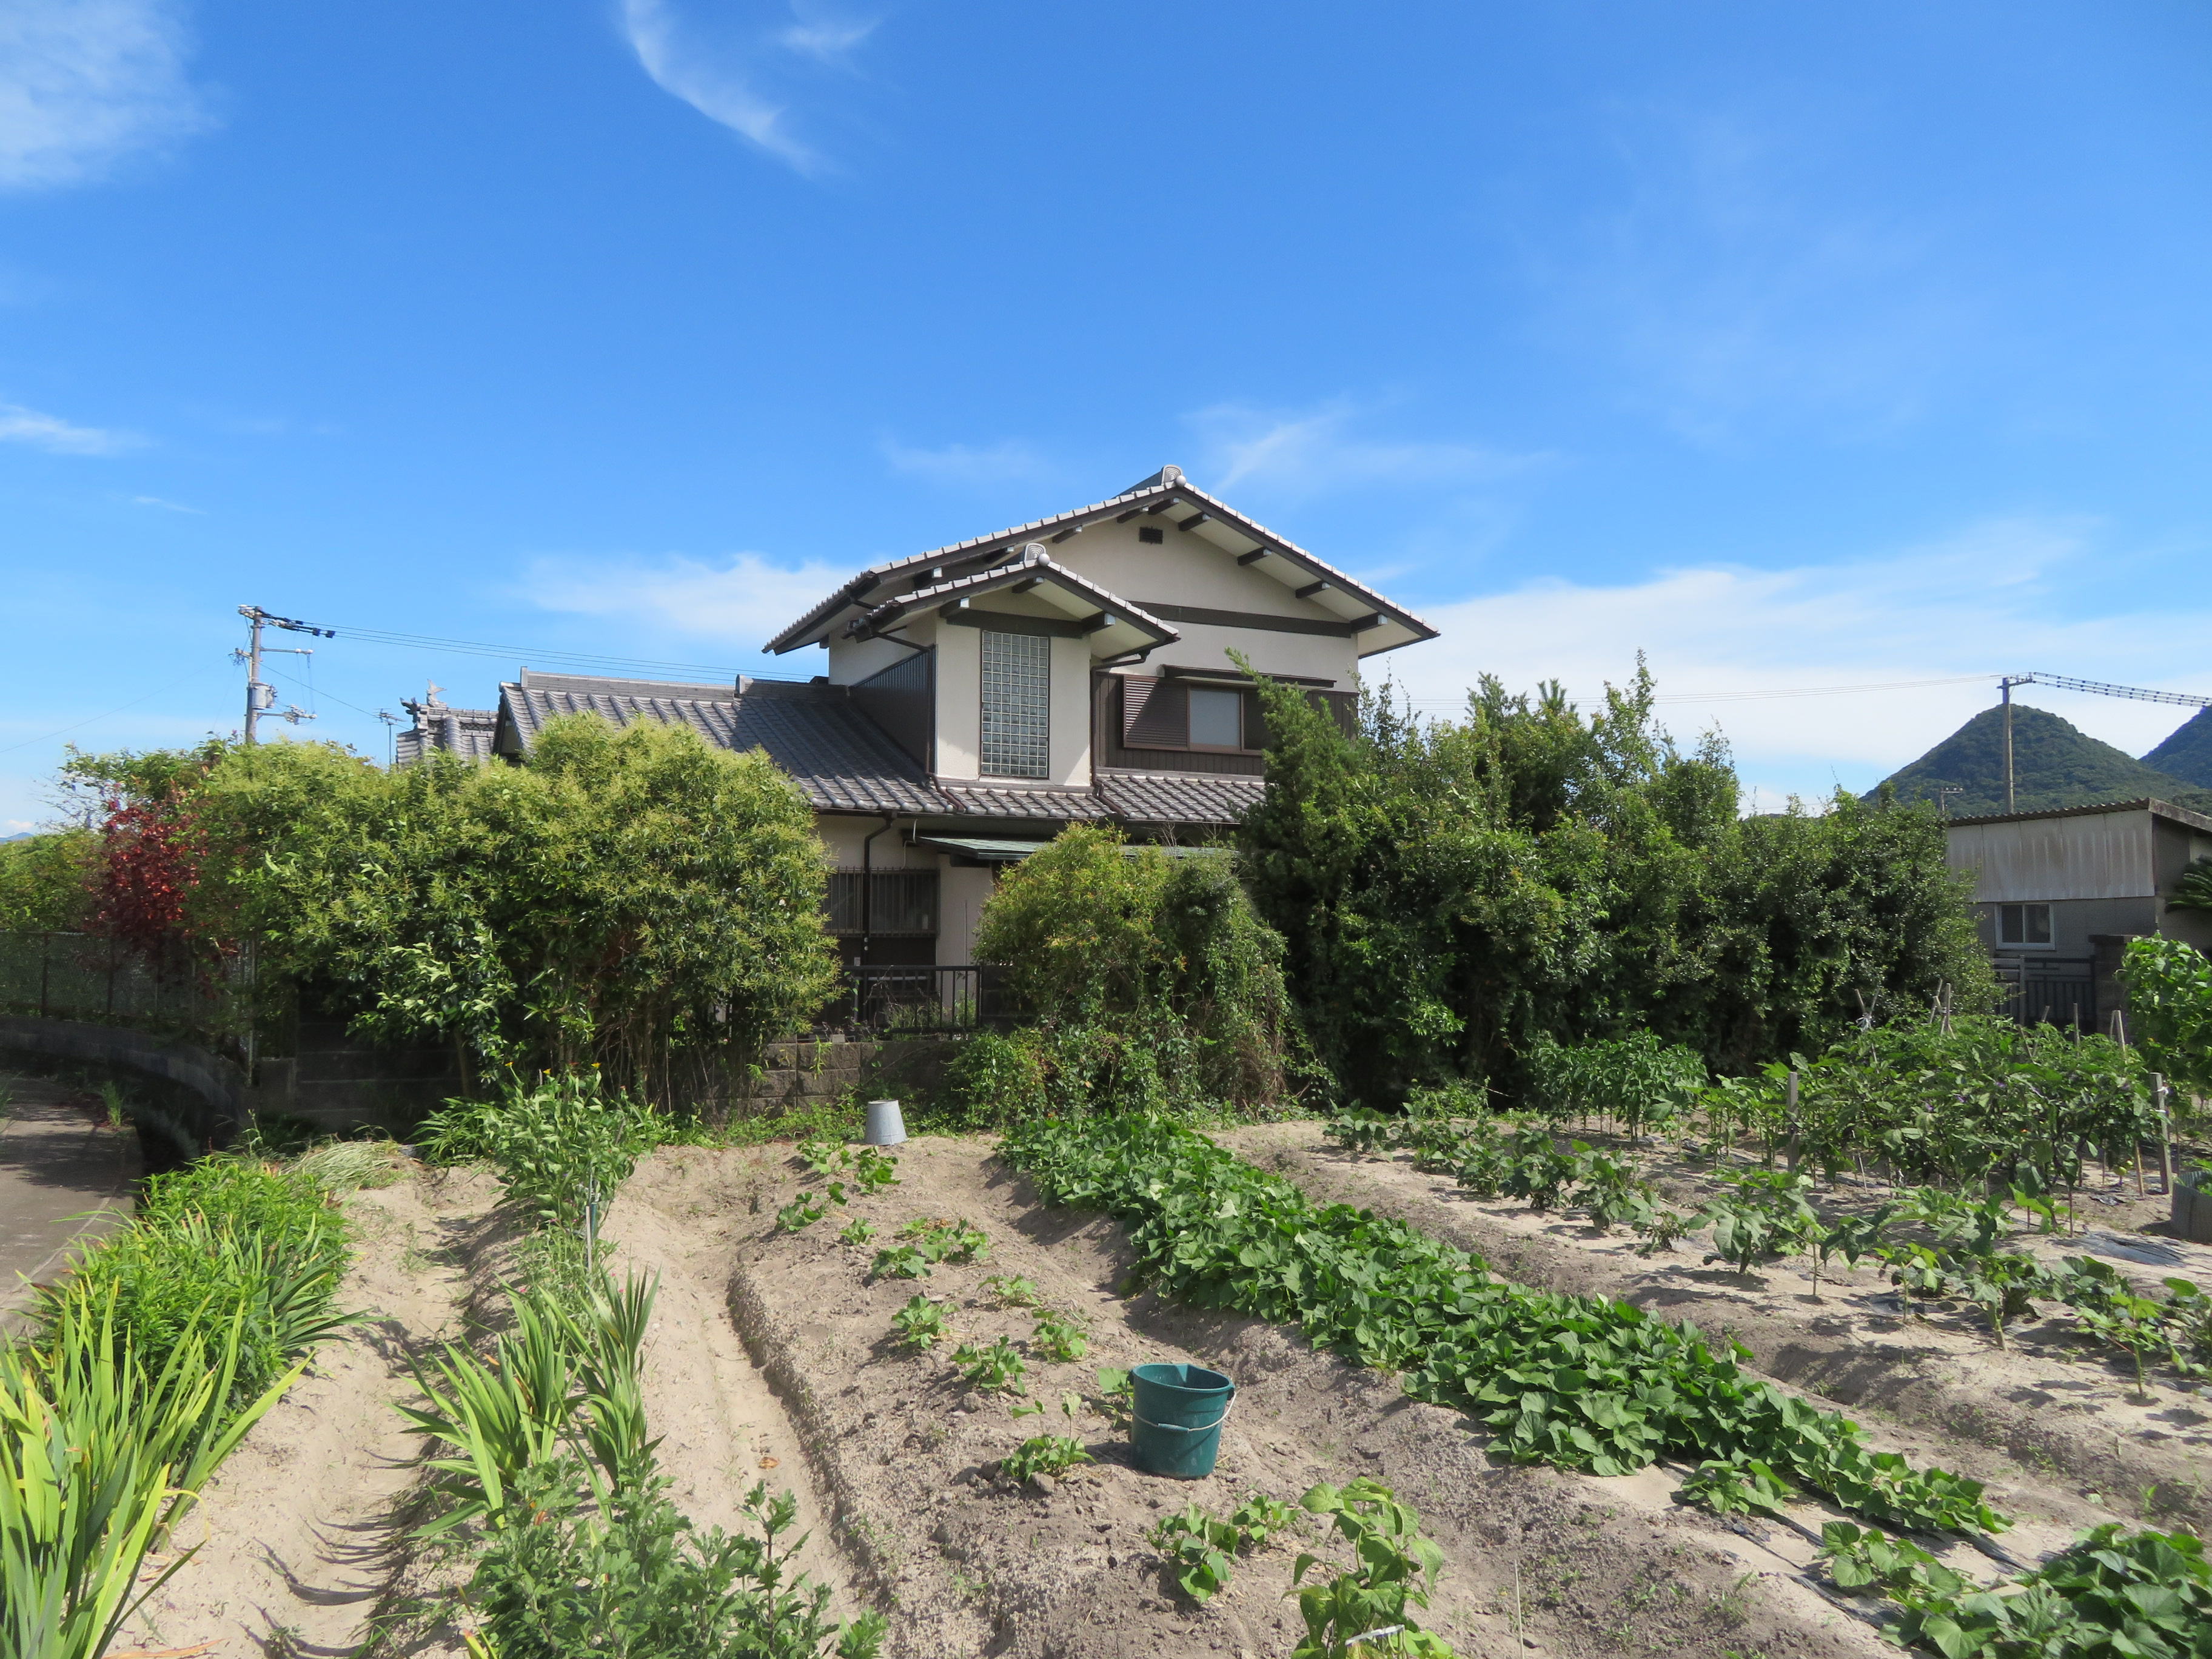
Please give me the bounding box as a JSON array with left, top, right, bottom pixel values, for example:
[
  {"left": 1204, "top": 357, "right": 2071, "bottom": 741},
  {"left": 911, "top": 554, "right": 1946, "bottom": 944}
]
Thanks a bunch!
[
  {"left": 1997, "top": 903, "right": 2053, "bottom": 947},
  {"left": 980, "top": 629, "right": 1050, "bottom": 779}
]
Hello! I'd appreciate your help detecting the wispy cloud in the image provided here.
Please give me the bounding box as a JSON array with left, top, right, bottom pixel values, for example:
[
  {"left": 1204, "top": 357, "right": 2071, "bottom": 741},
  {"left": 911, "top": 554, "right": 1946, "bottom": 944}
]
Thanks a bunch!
[
  {"left": 1386, "top": 515, "right": 2212, "bottom": 800},
  {"left": 0, "top": 0, "right": 210, "bottom": 190},
  {"left": 1531, "top": 103, "right": 1966, "bottom": 444},
  {"left": 131, "top": 492, "right": 199, "bottom": 512},
  {"left": 528, "top": 549, "right": 850, "bottom": 650},
  {"left": 1187, "top": 400, "right": 1548, "bottom": 498},
  {"left": 619, "top": 0, "right": 877, "bottom": 175},
  {"left": 0, "top": 400, "right": 137, "bottom": 454},
  {"left": 880, "top": 437, "right": 1049, "bottom": 489}
]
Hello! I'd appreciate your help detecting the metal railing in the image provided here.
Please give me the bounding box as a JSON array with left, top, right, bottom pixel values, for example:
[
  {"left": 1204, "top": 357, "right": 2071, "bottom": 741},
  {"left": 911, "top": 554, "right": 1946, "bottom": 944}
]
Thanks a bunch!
[
  {"left": 1997, "top": 963, "right": 2096, "bottom": 1031},
  {"left": 839, "top": 965, "right": 1010, "bottom": 1034}
]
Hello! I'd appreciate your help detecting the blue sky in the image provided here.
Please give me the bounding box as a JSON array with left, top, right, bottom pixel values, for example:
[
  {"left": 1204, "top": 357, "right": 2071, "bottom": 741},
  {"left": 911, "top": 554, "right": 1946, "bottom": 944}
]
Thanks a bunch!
[{"left": 4, "top": 1, "right": 2209, "bottom": 826}]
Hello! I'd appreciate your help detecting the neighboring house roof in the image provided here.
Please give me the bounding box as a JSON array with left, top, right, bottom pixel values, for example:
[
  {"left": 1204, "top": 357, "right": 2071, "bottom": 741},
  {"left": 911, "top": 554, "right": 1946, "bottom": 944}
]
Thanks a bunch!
[
  {"left": 1945, "top": 797, "right": 2212, "bottom": 834},
  {"left": 763, "top": 464, "right": 1438, "bottom": 657},
  {"left": 395, "top": 701, "right": 499, "bottom": 767},
  {"left": 848, "top": 543, "right": 1179, "bottom": 659},
  {"left": 397, "top": 669, "right": 1273, "bottom": 833},
  {"left": 495, "top": 670, "right": 946, "bottom": 815}
]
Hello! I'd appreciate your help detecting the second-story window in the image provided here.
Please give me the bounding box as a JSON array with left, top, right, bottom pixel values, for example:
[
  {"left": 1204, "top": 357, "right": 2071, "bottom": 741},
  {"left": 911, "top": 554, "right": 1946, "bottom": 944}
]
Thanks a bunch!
[{"left": 980, "top": 630, "right": 1050, "bottom": 779}]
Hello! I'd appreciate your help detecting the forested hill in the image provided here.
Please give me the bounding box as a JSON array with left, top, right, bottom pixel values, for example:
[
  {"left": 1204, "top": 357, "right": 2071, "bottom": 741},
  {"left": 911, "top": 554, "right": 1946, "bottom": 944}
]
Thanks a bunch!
[
  {"left": 2143, "top": 706, "right": 2212, "bottom": 789},
  {"left": 1876, "top": 704, "right": 2212, "bottom": 816}
]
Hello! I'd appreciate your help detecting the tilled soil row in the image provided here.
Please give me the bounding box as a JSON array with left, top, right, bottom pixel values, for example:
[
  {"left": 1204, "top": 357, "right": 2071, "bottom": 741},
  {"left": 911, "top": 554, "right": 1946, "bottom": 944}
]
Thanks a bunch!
[
  {"left": 723, "top": 1135, "right": 1905, "bottom": 1659},
  {"left": 1221, "top": 1124, "right": 2212, "bottom": 1536},
  {"left": 113, "top": 1165, "right": 500, "bottom": 1659}
]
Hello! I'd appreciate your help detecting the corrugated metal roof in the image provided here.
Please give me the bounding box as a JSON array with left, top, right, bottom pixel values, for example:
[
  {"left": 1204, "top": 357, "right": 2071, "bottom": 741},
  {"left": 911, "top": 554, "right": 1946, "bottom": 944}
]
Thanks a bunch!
[{"left": 1945, "top": 797, "right": 2212, "bottom": 833}]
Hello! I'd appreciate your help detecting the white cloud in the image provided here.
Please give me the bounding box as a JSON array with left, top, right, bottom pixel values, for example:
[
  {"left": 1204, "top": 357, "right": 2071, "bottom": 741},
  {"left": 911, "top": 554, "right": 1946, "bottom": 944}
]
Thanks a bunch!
[
  {"left": 529, "top": 549, "right": 850, "bottom": 650},
  {"left": 1187, "top": 401, "right": 1548, "bottom": 498},
  {"left": 1379, "top": 516, "right": 2212, "bottom": 801},
  {"left": 0, "top": 400, "right": 136, "bottom": 454},
  {"left": 777, "top": 3, "right": 875, "bottom": 62},
  {"left": 130, "top": 492, "right": 198, "bottom": 511},
  {"left": 0, "top": 0, "right": 209, "bottom": 190},
  {"left": 880, "top": 437, "right": 1048, "bottom": 489},
  {"left": 619, "top": 0, "right": 877, "bottom": 175}
]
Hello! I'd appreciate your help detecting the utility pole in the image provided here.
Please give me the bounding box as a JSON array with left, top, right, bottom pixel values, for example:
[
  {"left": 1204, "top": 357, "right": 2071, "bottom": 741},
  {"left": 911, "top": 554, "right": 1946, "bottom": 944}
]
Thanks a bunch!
[
  {"left": 1998, "top": 675, "right": 2029, "bottom": 814},
  {"left": 236, "top": 605, "right": 335, "bottom": 743},
  {"left": 1936, "top": 786, "right": 1962, "bottom": 819}
]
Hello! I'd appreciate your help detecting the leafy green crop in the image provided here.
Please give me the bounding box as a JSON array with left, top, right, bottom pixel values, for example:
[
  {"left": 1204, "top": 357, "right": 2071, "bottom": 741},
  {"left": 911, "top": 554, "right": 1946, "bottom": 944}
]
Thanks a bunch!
[
  {"left": 869, "top": 1245, "right": 932, "bottom": 1280},
  {"left": 1001, "top": 1435, "right": 1091, "bottom": 1483},
  {"left": 1029, "top": 1309, "right": 1088, "bottom": 1362},
  {"left": 1001, "top": 1114, "right": 2006, "bottom": 1535},
  {"left": 953, "top": 1336, "right": 1027, "bottom": 1394},
  {"left": 1821, "top": 1520, "right": 2212, "bottom": 1659},
  {"left": 980, "top": 1274, "right": 1040, "bottom": 1308},
  {"left": 777, "top": 1193, "right": 828, "bottom": 1233},
  {"left": 1291, "top": 1479, "right": 1457, "bottom": 1658},
  {"left": 837, "top": 1217, "right": 877, "bottom": 1247},
  {"left": 890, "top": 1294, "right": 951, "bottom": 1352}
]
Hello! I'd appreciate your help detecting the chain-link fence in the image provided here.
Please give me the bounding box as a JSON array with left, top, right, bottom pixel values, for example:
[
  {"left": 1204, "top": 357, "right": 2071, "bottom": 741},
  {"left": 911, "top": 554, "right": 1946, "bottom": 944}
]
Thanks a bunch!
[{"left": 0, "top": 932, "right": 247, "bottom": 1040}]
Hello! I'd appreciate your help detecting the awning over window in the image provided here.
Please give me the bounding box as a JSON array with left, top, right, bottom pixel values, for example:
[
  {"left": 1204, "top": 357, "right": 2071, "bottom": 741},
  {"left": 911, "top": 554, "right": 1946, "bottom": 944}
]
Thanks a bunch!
[{"left": 910, "top": 835, "right": 1054, "bottom": 862}]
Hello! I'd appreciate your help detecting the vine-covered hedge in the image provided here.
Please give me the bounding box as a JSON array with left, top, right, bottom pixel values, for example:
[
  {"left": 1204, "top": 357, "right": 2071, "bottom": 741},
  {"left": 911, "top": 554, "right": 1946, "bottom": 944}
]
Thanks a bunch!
[{"left": 1001, "top": 1113, "right": 2004, "bottom": 1535}]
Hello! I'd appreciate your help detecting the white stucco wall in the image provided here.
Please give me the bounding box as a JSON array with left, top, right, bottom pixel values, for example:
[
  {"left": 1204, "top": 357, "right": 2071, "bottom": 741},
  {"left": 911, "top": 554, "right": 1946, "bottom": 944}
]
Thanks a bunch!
[
  {"left": 937, "top": 863, "right": 998, "bottom": 965},
  {"left": 933, "top": 625, "right": 981, "bottom": 779}
]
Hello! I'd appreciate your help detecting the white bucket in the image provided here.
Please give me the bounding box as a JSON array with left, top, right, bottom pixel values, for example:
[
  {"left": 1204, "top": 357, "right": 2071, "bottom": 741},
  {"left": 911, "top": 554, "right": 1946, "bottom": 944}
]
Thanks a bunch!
[{"left": 863, "top": 1099, "right": 908, "bottom": 1146}]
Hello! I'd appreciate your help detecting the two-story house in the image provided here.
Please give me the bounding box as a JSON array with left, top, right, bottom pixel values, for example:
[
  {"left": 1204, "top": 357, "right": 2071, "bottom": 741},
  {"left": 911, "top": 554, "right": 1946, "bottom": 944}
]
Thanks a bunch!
[{"left": 428, "top": 466, "right": 1438, "bottom": 971}]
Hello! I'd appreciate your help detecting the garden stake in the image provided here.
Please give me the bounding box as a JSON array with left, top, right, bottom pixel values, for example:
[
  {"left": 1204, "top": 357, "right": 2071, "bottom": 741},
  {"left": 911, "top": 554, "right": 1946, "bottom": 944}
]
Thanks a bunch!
[{"left": 2153, "top": 1073, "right": 2174, "bottom": 1196}]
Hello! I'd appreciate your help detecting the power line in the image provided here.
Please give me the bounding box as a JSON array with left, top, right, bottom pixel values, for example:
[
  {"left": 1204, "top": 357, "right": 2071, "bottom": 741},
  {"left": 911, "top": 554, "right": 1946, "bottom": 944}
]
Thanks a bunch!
[
  {"left": 250, "top": 616, "right": 802, "bottom": 682},
  {"left": 1401, "top": 673, "right": 1999, "bottom": 708},
  {"left": 2017, "top": 672, "right": 2210, "bottom": 709}
]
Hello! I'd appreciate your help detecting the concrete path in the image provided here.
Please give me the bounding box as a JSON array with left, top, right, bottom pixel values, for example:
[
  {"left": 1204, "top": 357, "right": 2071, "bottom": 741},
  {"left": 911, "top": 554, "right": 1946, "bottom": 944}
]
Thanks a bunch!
[{"left": 0, "top": 1070, "right": 137, "bottom": 1336}]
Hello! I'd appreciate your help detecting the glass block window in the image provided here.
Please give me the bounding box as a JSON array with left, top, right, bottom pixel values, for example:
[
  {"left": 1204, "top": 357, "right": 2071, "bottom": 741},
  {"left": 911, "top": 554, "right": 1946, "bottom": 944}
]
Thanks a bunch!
[{"left": 980, "top": 630, "right": 1050, "bottom": 779}]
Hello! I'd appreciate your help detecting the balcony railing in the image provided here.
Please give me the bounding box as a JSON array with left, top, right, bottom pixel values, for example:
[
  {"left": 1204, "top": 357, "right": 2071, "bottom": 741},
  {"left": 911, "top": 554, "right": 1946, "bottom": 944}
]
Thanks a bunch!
[{"left": 838, "top": 964, "right": 1010, "bottom": 1034}]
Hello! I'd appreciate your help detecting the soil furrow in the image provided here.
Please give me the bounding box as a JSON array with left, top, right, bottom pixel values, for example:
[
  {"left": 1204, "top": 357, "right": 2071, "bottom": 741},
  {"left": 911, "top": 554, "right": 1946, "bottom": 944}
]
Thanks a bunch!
[
  {"left": 721, "top": 1134, "right": 1907, "bottom": 1659},
  {"left": 1221, "top": 1123, "right": 2212, "bottom": 1536}
]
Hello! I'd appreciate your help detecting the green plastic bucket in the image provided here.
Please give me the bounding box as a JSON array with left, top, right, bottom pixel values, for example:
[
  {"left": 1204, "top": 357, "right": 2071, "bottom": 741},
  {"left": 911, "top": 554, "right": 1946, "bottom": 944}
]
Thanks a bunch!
[{"left": 1129, "top": 1362, "right": 1235, "bottom": 1479}]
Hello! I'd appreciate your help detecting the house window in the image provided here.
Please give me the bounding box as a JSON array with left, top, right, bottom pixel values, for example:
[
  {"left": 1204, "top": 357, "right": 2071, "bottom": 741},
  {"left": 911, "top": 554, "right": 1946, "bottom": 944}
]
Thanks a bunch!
[
  {"left": 1997, "top": 903, "right": 2053, "bottom": 947},
  {"left": 1187, "top": 686, "right": 1244, "bottom": 749},
  {"left": 1137, "top": 526, "right": 1165, "bottom": 544},
  {"left": 980, "top": 629, "right": 1050, "bottom": 779}
]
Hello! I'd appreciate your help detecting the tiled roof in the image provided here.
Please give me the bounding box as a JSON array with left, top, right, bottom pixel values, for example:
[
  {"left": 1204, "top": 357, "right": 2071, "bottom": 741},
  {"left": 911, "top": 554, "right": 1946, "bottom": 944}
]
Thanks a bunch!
[
  {"left": 498, "top": 677, "right": 948, "bottom": 815},
  {"left": 763, "top": 466, "right": 1436, "bottom": 655},
  {"left": 850, "top": 544, "right": 1178, "bottom": 648},
  {"left": 1098, "top": 773, "right": 1267, "bottom": 827},
  {"left": 475, "top": 671, "right": 1273, "bottom": 832},
  {"left": 937, "top": 784, "right": 1108, "bottom": 821},
  {"left": 395, "top": 703, "right": 499, "bottom": 767}
]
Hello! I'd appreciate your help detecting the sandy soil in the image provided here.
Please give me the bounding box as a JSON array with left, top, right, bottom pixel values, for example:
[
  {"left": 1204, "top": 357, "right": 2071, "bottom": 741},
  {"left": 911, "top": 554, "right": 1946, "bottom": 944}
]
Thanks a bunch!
[
  {"left": 714, "top": 1135, "right": 1918, "bottom": 1659},
  {"left": 113, "top": 1165, "right": 500, "bottom": 1659},
  {"left": 1221, "top": 1123, "right": 2212, "bottom": 1535},
  {"left": 115, "top": 1124, "right": 2194, "bottom": 1659}
]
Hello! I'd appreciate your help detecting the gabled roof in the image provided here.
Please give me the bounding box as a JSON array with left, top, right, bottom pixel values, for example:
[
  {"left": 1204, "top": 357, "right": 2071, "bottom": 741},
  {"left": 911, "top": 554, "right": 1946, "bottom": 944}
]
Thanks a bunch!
[
  {"left": 846, "top": 542, "right": 1178, "bottom": 657},
  {"left": 763, "top": 464, "right": 1438, "bottom": 658}
]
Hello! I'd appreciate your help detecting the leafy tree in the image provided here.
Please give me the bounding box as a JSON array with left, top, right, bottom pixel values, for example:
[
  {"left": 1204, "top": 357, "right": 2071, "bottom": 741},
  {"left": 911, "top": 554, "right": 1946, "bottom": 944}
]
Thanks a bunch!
[
  {"left": 2120, "top": 936, "right": 2212, "bottom": 1098},
  {"left": 969, "top": 824, "right": 1291, "bottom": 1114},
  {"left": 0, "top": 828, "right": 95, "bottom": 931},
  {"left": 163, "top": 715, "right": 836, "bottom": 1103},
  {"left": 1238, "top": 665, "right": 1995, "bottom": 1107}
]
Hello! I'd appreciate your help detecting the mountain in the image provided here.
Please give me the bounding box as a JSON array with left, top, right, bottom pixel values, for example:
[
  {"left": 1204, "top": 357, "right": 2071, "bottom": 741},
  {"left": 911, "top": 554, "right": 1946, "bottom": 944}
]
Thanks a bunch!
[
  {"left": 2143, "top": 707, "right": 2212, "bottom": 790},
  {"left": 1876, "top": 704, "right": 2212, "bottom": 817}
]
